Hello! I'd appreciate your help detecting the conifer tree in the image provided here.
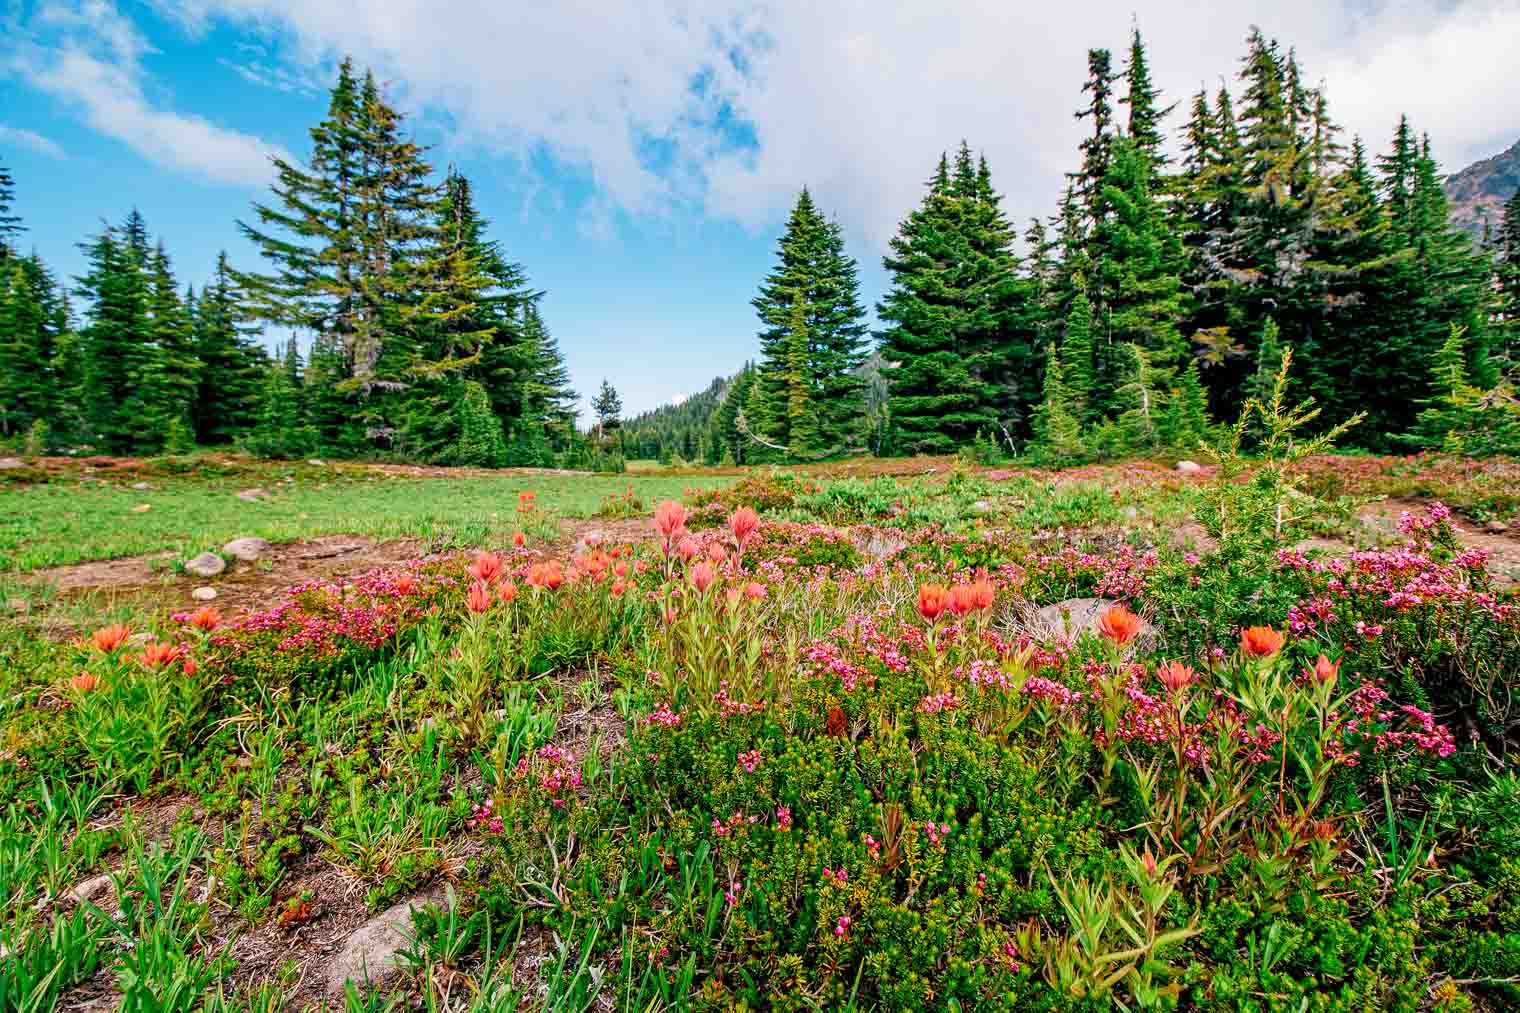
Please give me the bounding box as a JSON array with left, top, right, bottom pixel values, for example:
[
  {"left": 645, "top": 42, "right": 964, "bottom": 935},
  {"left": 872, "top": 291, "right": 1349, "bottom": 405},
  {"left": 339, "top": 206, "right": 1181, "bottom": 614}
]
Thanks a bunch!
[
  {"left": 1032, "top": 340, "right": 1084, "bottom": 461},
  {"left": 1074, "top": 49, "right": 1118, "bottom": 222},
  {"left": 1498, "top": 188, "right": 1520, "bottom": 365},
  {"left": 454, "top": 379, "right": 508, "bottom": 466},
  {"left": 0, "top": 254, "right": 66, "bottom": 439},
  {"left": 0, "top": 160, "right": 22, "bottom": 257},
  {"left": 76, "top": 218, "right": 153, "bottom": 452},
  {"left": 781, "top": 295, "right": 819, "bottom": 454},
  {"left": 1121, "top": 27, "right": 1172, "bottom": 168},
  {"left": 193, "top": 253, "right": 267, "bottom": 443},
  {"left": 1060, "top": 289, "right": 1095, "bottom": 422},
  {"left": 592, "top": 380, "right": 623, "bottom": 440},
  {"left": 145, "top": 242, "right": 199, "bottom": 444}
]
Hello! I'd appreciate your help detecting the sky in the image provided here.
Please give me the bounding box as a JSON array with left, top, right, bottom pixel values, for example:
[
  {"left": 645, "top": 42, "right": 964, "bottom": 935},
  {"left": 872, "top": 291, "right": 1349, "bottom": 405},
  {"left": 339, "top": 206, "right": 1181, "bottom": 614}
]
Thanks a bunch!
[{"left": 2, "top": 0, "right": 1518, "bottom": 421}]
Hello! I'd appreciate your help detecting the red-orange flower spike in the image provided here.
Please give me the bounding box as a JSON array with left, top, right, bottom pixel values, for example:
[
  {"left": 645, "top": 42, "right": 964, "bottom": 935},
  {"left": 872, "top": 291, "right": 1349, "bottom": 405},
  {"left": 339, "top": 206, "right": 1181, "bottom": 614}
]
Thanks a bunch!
[
  {"left": 917, "top": 584, "right": 949, "bottom": 621},
  {"left": 466, "top": 580, "right": 493, "bottom": 613},
  {"left": 512, "top": 531, "right": 526, "bottom": 548},
  {"left": 394, "top": 572, "right": 418, "bottom": 596},
  {"left": 1240, "top": 625, "right": 1286, "bottom": 658},
  {"left": 468, "top": 551, "right": 504, "bottom": 583},
  {"left": 498, "top": 581, "right": 519, "bottom": 604},
  {"left": 947, "top": 584, "right": 977, "bottom": 617},
  {"left": 745, "top": 581, "right": 767, "bottom": 600},
  {"left": 1097, "top": 605, "right": 1143, "bottom": 646},
  {"left": 92, "top": 623, "right": 132, "bottom": 653},
  {"left": 71, "top": 672, "right": 99, "bottom": 693},
  {"left": 1311, "top": 654, "right": 1340, "bottom": 685},
  {"left": 968, "top": 580, "right": 995, "bottom": 611},
  {"left": 186, "top": 606, "right": 222, "bottom": 631},
  {"left": 138, "top": 642, "right": 185, "bottom": 668},
  {"left": 729, "top": 506, "right": 760, "bottom": 548},
  {"left": 690, "top": 561, "right": 716, "bottom": 593},
  {"left": 654, "top": 500, "right": 688, "bottom": 541},
  {"left": 1155, "top": 660, "right": 1196, "bottom": 693}
]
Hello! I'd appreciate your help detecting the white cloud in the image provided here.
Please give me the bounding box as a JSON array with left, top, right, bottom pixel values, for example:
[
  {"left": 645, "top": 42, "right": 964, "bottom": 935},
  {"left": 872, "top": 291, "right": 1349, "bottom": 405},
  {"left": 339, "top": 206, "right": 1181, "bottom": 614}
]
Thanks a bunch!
[
  {"left": 24, "top": 0, "right": 1520, "bottom": 236},
  {"left": 6, "top": 0, "right": 291, "bottom": 187},
  {"left": 0, "top": 125, "right": 66, "bottom": 159}
]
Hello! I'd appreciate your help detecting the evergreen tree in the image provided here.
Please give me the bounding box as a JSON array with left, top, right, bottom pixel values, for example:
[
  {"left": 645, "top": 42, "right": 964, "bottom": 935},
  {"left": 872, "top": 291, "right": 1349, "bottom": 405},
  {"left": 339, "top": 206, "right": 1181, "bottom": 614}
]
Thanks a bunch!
[
  {"left": 0, "top": 254, "right": 66, "bottom": 438},
  {"left": 1031, "top": 339, "right": 1084, "bottom": 461},
  {"left": 592, "top": 379, "right": 623, "bottom": 439},
  {"left": 1060, "top": 289, "right": 1095, "bottom": 421},
  {"left": 1498, "top": 188, "right": 1520, "bottom": 365},
  {"left": 1121, "top": 27, "right": 1172, "bottom": 168},
  {"left": 193, "top": 253, "right": 267, "bottom": 443},
  {"left": 454, "top": 378, "right": 508, "bottom": 466},
  {"left": 0, "top": 160, "right": 23, "bottom": 257},
  {"left": 781, "top": 294, "right": 819, "bottom": 454},
  {"left": 76, "top": 218, "right": 153, "bottom": 453},
  {"left": 750, "top": 188, "right": 869, "bottom": 452},
  {"left": 145, "top": 242, "right": 199, "bottom": 444},
  {"left": 1074, "top": 49, "right": 1118, "bottom": 222}
]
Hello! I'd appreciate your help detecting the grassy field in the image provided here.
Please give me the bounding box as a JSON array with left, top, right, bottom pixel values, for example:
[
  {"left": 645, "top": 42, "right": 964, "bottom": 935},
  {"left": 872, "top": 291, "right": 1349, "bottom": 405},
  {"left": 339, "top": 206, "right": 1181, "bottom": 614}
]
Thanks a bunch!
[
  {"left": 0, "top": 456, "right": 737, "bottom": 572},
  {"left": 1, "top": 452, "right": 1518, "bottom": 1012}
]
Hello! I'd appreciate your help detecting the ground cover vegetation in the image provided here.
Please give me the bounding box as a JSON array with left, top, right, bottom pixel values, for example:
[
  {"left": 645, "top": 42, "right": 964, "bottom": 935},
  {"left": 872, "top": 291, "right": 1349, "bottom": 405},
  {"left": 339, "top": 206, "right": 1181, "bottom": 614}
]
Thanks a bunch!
[{"left": 2, "top": 366, "right": 1519, "bottom": 1009}]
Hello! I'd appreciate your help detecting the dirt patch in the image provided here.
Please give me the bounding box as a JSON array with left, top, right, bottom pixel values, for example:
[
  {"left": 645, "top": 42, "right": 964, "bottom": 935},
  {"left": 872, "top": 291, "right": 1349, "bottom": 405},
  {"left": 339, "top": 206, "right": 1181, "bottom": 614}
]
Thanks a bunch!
[
  {"left": 1358, "top": 497, "right": 1520, "bottom": 590},
  {"left": 28, "top": 535, "right": 428, "bottom": 619},
  {"left": 558, "top": 515, "right": 657, "bottom": 551}
]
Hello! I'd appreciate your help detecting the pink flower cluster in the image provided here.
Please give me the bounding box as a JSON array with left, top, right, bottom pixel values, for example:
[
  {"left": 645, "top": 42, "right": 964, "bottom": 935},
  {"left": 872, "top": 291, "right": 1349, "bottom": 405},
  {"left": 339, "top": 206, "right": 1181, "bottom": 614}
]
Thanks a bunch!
[{"left": 470, "top": 798, "right": 503, "bottom": 834}]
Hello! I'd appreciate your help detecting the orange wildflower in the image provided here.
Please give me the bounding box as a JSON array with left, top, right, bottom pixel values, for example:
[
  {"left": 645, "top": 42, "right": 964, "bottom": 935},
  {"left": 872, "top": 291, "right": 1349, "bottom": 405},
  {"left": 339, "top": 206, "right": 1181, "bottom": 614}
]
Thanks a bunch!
[
  {"left": 466, "top": 580, "right": 493, "bottom": 613},
  {"left": 690, "top": 561, "right": 716, "bottom": 592},
  {"left": 1240, "top": 625, "right": 1286, "bottom": 658},
  {"left": 917, "top": 583, "right": 949, "bottom": 621},
  {"left": 729, "top": 506, "right": 760, "bottom": 548},
  {"left": 186, "top": 606, "right": 222, "bottom": 631},
  {"left": 71, "top": 672, "right": 99, "bottom": 693},
  {"left": 1097, "top": 605, "right": 1143, "bottom": 646},
  {"left": 1311, "top": 654, "right": 1341, "bottom": 685},
  {"left": 654, "top": 500, "right": 689, "bottom": 541},
  {"left": 92, "top": 623, "right": 132, "bottom": 653},
  {"left": 468, "top": 551, "right": 504, "bottom": 583},
  {"left": 1155, "top": 660, "right": 1196, "bottom": 693},
  {"left": 138, "top": 642, "right": 185, "bottom": 668},
  {"left": 498, "top": 581, "right": 519, "bottom": 604}
]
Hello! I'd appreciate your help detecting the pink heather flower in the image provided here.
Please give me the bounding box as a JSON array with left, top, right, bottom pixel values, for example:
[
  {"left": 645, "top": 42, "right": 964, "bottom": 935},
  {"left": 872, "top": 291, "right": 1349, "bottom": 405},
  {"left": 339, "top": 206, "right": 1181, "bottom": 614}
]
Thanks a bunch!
[
  {"left": 737, "top": 749, "right": 761, "bottom": 773},
  {"left": 834, "top": 915, "right": 851, "bottom": 938},
  {"left": 725, "top": 880, "right": 740, "bottom": 907},
  {"left": 776, "top": 806, "right": 792, "bottom": 831}
]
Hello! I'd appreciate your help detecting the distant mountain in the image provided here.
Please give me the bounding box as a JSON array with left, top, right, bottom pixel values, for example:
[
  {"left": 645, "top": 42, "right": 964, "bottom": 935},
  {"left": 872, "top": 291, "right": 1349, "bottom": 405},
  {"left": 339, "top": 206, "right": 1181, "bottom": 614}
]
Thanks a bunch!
[{"left": 1445, "top": 137, "right": 1520, "bottom": 240}]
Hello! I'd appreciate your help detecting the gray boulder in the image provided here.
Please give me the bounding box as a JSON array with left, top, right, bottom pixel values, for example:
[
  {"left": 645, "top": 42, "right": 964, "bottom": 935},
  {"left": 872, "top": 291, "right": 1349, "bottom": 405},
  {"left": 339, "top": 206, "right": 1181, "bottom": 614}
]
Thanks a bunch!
[
  {"left": 191, "top": 587, "right": 218, "bottom": 602},
  {"left": 184, "top": 552, "right": 226, "bottom": 579},
  {"left": 222, "top": 537, "right": 271, "bottom": 562},
  {"left": 327, "top": 892, "right": 440, "bottom": 994},
  {"left": 1175, "top": 460, "right": 1203, "bottom": 474},
  {"left": 1024, "top": 597, "right": 1155, "bottom": 650}
]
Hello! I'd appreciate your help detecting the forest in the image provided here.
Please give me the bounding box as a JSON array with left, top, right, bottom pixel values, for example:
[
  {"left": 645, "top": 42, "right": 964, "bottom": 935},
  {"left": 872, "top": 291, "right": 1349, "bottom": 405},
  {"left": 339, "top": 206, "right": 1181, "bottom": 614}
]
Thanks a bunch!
[{"left": 3, "top": 29, "right": 1520, "bottom": 466}]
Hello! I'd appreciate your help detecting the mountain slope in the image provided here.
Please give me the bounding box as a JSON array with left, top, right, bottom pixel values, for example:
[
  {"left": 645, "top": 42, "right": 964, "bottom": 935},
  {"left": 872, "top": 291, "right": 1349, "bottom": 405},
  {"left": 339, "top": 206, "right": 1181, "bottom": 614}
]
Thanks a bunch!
[{"left": 1445, "top": 137, "right": 1520, "bottom": 239}]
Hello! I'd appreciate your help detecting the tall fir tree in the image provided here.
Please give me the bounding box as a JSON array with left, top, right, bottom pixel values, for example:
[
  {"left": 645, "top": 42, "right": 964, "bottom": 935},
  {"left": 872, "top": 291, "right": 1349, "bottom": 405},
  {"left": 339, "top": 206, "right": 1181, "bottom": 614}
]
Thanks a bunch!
[
  {"left": 192, "top": 253, "right": 266, "bottom": 443},
  {"left": 1121, "top": 27, "right": 1172, "bottom": 168},
  {"left": 0, "top": 159, "right": 22, "bottom": 257}
]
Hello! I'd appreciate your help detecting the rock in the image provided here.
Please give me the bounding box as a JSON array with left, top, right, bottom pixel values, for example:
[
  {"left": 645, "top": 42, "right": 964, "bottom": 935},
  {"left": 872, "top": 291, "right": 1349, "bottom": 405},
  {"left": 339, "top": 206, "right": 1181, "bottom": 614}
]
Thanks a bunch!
[
  {"left": 1175, "top": 460, "right": 1203, "bottom": 474},
  {"left": 327, "top": 892, "right": 440, "bottom": 994},
  {"left": 855, "top": 530, "right": 908, "bottom": 560},
  {"left": 184, "top": 552, "right": 226, "bottom": 579},
  {"left": 1025, "top": 597, "right": 1155, "bottom": 650},
  {"left": 130, "top": 481, "right": 152, "bottom": 490},
  {"left": 222, "top": 537, "right": 272, "bottom": 562},
  {"left": 236, "top": 488, "right": 266, "bottom": 502},
  {"left": 191, "top": 586, "right": 218, "bottom": 602},
  {"left": 307, "top": 459, "right": 326, "bottom": 466},
  {"left": 130, "top": 503, "right": 151, "bottom": 514},
  {"left": 574, "top": 529, "right": 611, "bottom": 553},
  {"left": 0, "top": 457, "right": 23, "bottom": 469},
  {"left": 67, "top": 873, "right": 115, "bottom": 908},
  {"left": 971, "top": 500, "right": 994, "bottom": 514},
  {"left": 1486, "top": 519, "right": 1510, "bottom": 534}
]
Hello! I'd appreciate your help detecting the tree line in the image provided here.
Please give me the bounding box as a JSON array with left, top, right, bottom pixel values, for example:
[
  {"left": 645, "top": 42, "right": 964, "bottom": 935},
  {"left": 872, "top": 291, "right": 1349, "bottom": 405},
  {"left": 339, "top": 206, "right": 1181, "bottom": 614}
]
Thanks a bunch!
[
  {"left": 0, "top": 59, "right": 600, "bottom": 468},
  {"left": 630, "top": 25, "right": 1520, "bottom": 465}
]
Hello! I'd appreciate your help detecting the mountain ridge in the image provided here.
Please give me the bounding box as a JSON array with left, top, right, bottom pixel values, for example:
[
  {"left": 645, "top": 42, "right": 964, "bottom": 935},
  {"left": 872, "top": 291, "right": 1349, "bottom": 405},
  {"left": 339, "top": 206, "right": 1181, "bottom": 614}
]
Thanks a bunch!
[{"left": 1445, "top": 136, "right": 1520, "bottom": 239}]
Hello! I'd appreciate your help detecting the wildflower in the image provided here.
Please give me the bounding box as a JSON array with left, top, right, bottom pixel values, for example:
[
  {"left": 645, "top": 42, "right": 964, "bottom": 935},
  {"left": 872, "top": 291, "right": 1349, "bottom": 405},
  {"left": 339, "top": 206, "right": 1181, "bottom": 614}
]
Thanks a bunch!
[
  {"left": 690, "top": 561, "right": 716, "bottom": 592},
  {"left": 466, "top": 580, "right": 493, "bottom": 613},
  {"left": 654, "top": 500, "right": 689, "bottom": 541},
  {"left": 706, "top": 542, "right": 726, "bottom": 564},
  {"left": 1155, "top": 660, "right": 1196, "bottom": 693},
  {"left": 1240, "top": 625, "right": 1286, "bottom": 658},
  {"left": 610, "top": 578, "right": 627, "bottom": 596},
  {"left": 138, "top": 642, "right": 185, "bottom": 668},
  {"left": 1141, "top": 847, "right": 1158, "bottom": 877},
  {"left": 1097, "top": 604, "right": 1143, "bottom": 646},
  {"left": 968, "top": 579, "right": 995, "bottom": 611},
  {"left": 677, "top": 536, "right": 699, "bottom": 562},
  {"left": 776, "top": 806, "right": 792, "bottom": 831},
  {"left": 512, "top": 531, "right": 526, "bottom": 548},
  {"left": 497, "top": 581, "right": 519, "bottom": 604},
  {"left": 71, "top": 672, "right": 99, "bottom": 693},
  {"left": 1311, "top": 654, "right": 1340, "bottom": 685},
  {"left": 917, "top": 583, "right": 949, "bottom": 621},
  {"left": 948, "top": 584, "right": 977, "bottom": 617},
  {"left": 834, "top": 915, "right": 851, "bottom": 938},
  {"left": 517, "top": 490, "right": 536, "bottom": 513},
  {"left": 730, "top": 506, "right": 760, "bottom": 548},
  {"left": 186, "top": 606, "right": 222, "bottom": 631},
  {"left": 745, "top": 581, "right": 767, "bottom": 600},
  {"left": 737, "top": 749, "right": 761, "bottom": 773},
  {"left": 468, "top": 551, "right": 504, "bottom": 583},
  {"left": 92, "top": 623, "right": 132, "bottom": 653},
  {"left": 725, "top": 880, "right": 740, "bottom": 908},
  {"left": 613, "top": 560, "right": 629, "bottom": 578},
  {"left": 394, "top": 572, "right": 418, "bottom": 595},
  {"left": 649, "top": 702, "right": 682, "bottom": 727},
  {"left": 182, "top": 657, "right": 198, "bottom": 676}
]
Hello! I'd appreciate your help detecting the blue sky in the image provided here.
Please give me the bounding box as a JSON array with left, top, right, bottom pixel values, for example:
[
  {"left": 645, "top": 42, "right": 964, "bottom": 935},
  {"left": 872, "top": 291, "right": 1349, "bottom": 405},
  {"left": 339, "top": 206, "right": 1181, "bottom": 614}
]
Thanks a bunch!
[{"left": 3, "top": 0, "right": 1517, "bottom": 420}]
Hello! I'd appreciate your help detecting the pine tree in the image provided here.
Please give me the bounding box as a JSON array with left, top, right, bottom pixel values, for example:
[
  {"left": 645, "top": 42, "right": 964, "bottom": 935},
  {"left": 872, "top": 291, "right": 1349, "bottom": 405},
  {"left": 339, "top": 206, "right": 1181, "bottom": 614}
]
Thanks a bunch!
[
  {"left": 76, "top": 218, "right": 153, "bottom": 453},
  {"left": 454, "top": 378, "right": 508, "bottom": 466},
  {"left": 193, "top": 253, "right": 267, "bottom": 443},
  {"left": 145, "top": 242, "right": 199, "bottom": 445},
  {"left": 1121, "top": 27, "right": 1172, "bottom": 168},
  {"left": 0, "top": 160, "right": 23, "bottom": 257},
  {"left": 0, "top": 253, "right": 66, "bottom": 439},
  {"left": 751, "top": 188, "right": 869, "bottom": 452},
  {"left": 1032, "top": 339, "right": 1084, "bottom": 461},
  {"left": 781, "top": 294, "right": 819, "bottom": 454},
  {"left": 1060, "top": 289, "right": 1095, "bottom": 421},
  {"left": 1074, "top": 49, "right": 1118, "bottom": 223},
  {"left": 1498, "top": 188, "right": 1520, "bottom": 365},
  {"left": 1115, "top": 343, "right": 1162, "bottom": 449},
  {"left": 592, "top": 380, "right": 623, "bottom": 440}
]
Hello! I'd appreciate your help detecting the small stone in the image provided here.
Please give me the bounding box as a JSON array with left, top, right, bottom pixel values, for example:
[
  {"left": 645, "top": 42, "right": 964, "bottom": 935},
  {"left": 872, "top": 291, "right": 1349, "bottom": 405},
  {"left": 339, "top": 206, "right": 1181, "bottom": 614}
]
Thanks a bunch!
[
  {"left": 236, "top": 488, "right": 266, "bottom": 502},
  {"left": 307, "top": 459, "right": 326, "bottom": 466},
  {"left": 222, "top": 537, "right": 272, "bottom": 562},
  {"left": 0, "top": 458, "right": 23, "bottom": 470},
  {"left": 1175, "top": 460, "right": 1203, "bottom": 474},
  {"left": 191, "top": 587, "right": 218, "bottom": 602},
  {"left": 327, "top": 892, "right": 441, "bottom": 995},
  {"left": 130, "top": 503, "right": 151, "bottom": 514},
  {"left": 67, "top": 873, "right": 115, "bottom": 908},
  {"left": 130, "top": 481, "right": 152, "bottom": 491},
  {"left": 184, "top": 552, "right": 226, "bottom": 578},
  {"left": 1485, "top": 520, "right": 1509, "bottom": 534},
  {"left": 971, "top": 500, "right": 994, "bottom": 514}
]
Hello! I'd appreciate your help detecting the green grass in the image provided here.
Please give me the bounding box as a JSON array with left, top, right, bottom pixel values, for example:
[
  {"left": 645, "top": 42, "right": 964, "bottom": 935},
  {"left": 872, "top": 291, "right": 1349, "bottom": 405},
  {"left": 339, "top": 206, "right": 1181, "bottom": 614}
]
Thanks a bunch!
[{"left": 0, "top": 465, "right": 737, "bottom": 571}]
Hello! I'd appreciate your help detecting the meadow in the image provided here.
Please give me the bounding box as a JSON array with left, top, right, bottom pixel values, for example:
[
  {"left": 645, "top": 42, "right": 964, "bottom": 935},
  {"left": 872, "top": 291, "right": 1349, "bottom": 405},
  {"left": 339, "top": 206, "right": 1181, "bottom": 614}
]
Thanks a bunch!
[{"left": 1, "top": 447, "right": 1519, "bottom": 1012}]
